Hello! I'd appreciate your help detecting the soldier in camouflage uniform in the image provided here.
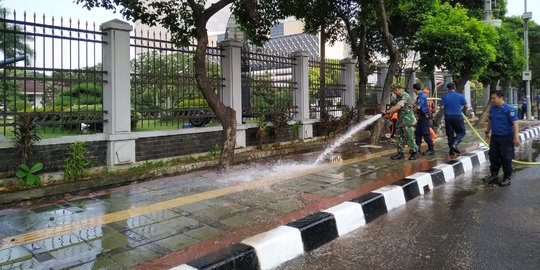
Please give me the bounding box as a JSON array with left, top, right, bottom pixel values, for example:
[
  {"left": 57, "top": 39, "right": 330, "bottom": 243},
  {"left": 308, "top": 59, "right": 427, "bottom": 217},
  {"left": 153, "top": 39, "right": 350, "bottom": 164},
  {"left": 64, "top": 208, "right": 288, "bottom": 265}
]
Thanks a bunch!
[{"left": 383, "top": 84, "right": 420, "bottom": 160}]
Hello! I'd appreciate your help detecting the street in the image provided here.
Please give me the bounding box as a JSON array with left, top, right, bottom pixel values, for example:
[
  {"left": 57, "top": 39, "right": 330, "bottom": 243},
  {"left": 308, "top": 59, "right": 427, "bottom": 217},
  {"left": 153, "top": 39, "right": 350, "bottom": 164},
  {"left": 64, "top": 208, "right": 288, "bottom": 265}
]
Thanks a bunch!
[{"left": 277, "top": 141, "right": 540, "bottom": 270}]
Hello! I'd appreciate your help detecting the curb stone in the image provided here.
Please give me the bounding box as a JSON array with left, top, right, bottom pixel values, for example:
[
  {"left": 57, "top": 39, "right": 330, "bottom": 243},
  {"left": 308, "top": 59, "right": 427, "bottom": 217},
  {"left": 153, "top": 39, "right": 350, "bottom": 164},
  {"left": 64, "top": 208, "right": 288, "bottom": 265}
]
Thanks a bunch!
[{"left": 170, "top": 125, "right": 540, "bottom": 270}]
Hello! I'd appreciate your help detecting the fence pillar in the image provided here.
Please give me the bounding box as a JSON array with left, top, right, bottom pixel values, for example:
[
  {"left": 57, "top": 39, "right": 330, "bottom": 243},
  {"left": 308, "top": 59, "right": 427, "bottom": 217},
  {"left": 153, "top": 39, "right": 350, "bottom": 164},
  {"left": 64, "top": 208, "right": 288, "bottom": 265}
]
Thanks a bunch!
[
  {"left": 340, "top": 58, "right": 356, "bottom": 108},
  {"left": 464, "top": 81, "right": 471, "bottom": 107},
  {"left": 376, "top": 64, "right": 388, "bottom": 104},
  {"left": 483, "top": 85, "right": 490, "bottom": 105},
  {"left": 100, "top": 19, "right": 135, "bottom": 166},
  {"left": 220, "top": 39, "right": 246, "bottom": 148},
  {"left": 443, "top": 72, "right": 453, "bottom": 88},
  {"left": 291, "top": 51, "right": 313, "bottom": 140}
]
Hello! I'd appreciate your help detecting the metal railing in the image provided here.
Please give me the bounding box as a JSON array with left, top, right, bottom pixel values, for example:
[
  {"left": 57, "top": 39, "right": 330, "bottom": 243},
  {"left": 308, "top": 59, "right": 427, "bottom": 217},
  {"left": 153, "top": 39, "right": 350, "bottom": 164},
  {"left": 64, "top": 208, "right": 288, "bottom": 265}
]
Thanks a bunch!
[
  {"left": 308, "top": 58, "right": 345, "bottom": 119},
  {"left": 130, "top": 30, "right": 223, "bottom": 129},
  {"left": 0, "top": 11, "right": 106, "bottom": 138},
  {"left": 241, "top": 45, "right": 296, "bottom": 120}
]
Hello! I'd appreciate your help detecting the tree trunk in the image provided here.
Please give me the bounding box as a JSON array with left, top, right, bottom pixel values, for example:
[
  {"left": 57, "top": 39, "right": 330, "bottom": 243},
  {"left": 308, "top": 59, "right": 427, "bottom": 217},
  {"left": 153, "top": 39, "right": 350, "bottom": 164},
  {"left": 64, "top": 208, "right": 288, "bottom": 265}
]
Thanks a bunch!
[
  {"left": 357, "top": 68, "right": 368, "bottom": 121},
  {"left": 474, "top": 83, "right": 496, "bottom": 126},
  {"left": 193, "top": 23, "right": 236, "bottom": 170},
  {"left": 319, "top": 28, "right": 327, "bottom": 117},
  {"left": 356, "top": 24, "right": 368, "bottom": 121},
  {"left": 474, "top": 102, "right": 491, "bottom": 126},
  {"left": 455, "top": 70, "right": 472, "bottom": 94},
  {"left": 369, "top": 0, "right": 402, "bottom": 145}
]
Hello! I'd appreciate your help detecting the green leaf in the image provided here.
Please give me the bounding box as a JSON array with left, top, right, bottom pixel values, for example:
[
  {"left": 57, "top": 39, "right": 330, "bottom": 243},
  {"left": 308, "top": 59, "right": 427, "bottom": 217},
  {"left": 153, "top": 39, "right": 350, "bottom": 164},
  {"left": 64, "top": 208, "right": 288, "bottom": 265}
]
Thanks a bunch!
[
  {"left": 19, "top": 164, "right": 30, "bottom": 172},
  {"left": 15, "top": 170, "right": 27, "bottom": 178},
  {"left": 27, "top": 174, "right": 40, "bottom": 185},
  {"left": 29, "top": 163, "right": 44, "bottom": 174}
]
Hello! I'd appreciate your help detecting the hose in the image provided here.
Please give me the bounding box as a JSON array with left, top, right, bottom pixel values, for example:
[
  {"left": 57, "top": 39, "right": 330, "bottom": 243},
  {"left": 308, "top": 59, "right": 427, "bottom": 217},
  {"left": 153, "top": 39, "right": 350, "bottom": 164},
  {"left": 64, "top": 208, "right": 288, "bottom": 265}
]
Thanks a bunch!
[{"left": 426, "top": 97, "right": 540, "bottom": 166}]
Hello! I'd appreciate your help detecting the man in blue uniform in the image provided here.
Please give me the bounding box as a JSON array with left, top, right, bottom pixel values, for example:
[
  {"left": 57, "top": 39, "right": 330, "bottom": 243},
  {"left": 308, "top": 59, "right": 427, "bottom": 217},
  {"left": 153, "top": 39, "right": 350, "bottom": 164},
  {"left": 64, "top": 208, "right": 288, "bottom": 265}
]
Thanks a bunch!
[
  {"left": 413, "top": 83, "right": 434, "bottom": 155},
  {"left": 485, "top": 90, "right": 520, "bottom": 187},
  {"left": 519, "top": 95, "right": 527, "bottom": 120},
  {"left": 535, "top": 94, "right": 540, "bottom": 118},
  {"left": 440, "top": 82, "right": 468, "bottom": 155}
]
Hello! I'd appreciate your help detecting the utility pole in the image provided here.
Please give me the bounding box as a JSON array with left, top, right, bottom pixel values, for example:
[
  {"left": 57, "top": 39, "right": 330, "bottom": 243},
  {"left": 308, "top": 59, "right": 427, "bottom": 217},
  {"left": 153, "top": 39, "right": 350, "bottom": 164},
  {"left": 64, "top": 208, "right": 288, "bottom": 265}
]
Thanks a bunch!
[{"left": 523, "top": 0, "right": 532, "bottom": 120}]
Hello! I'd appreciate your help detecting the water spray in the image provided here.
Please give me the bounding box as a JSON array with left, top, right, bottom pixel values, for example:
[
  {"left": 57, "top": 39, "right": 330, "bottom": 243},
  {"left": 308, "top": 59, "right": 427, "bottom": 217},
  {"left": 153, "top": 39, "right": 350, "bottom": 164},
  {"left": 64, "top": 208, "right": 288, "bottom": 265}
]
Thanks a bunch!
[{"left": 313, "top": 114, "right": 382, "bottom": 165}]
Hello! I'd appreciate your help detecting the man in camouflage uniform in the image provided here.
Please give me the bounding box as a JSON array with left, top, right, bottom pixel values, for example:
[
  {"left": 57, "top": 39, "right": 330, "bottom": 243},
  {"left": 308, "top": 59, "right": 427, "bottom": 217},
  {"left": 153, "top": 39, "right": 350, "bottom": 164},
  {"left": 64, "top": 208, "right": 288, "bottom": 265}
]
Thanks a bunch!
[{"left": 383, "top": 84, "right": 420, "bottom": 160}]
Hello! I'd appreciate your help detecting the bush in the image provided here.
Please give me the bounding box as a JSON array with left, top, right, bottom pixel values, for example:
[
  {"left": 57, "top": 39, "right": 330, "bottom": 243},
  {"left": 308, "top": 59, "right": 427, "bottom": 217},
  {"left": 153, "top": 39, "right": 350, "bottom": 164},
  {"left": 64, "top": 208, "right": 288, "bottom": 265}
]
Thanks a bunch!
[
  {"left": 176, "top": 99, "right": 209, "bottom": 108},
  {"left": 63, "top": 141, "right": 90, "bottom": 181},
  {"left": 52, "top": 83, "right": 102, "bottom": 107}
]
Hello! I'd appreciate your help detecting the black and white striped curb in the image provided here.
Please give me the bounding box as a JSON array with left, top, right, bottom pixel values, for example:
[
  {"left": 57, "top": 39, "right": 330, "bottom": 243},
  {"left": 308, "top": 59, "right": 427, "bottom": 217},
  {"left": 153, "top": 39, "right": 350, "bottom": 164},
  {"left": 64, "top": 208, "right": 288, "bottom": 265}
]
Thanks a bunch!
[{"left": 171, "top": 125, "right": 540, "bottom": 270}]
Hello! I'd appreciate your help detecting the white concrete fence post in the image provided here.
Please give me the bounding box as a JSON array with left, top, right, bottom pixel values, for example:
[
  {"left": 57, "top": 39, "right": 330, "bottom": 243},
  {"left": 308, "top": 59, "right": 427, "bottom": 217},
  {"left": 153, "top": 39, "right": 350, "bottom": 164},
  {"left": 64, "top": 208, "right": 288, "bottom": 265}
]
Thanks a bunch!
[
  {"left": 376, "top": 64, "right": 388, "bottom": 105},
  {"left": 100, "top": 19, "right": 135, "bottom": 166},
  {"left": 340, "top": 58, "right": 356, "bottom": 109},
  {"left": 291, "top": 51, "right": 314, "bottom": 140},
  {"left": 220, "top": 39, "right": 246, "bottom": 148}
]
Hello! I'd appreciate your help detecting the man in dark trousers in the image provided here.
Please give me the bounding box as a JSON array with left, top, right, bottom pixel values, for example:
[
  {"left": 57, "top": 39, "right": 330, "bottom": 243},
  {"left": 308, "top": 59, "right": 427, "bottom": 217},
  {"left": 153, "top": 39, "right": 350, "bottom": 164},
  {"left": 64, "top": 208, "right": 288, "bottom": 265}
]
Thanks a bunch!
[
  {"left": 413, "top": 83, "right": 434, "bottom": 155},
  {"left": 485, "top": 90, "right": 520, "bottom": 186},
  {"left": 519, "top": 95, "right": 527, "bottom": 120},
  {"left": 440, "top": 82, "right": 468, "bottom": 155}
]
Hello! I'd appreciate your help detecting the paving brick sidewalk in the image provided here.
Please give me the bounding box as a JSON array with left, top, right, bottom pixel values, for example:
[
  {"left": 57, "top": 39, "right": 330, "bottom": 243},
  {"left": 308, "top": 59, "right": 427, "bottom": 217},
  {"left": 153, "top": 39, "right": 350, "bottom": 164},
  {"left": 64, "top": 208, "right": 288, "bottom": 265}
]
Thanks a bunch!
[{"left": 0, "top": 123, "right": 535, "bottom": 269}]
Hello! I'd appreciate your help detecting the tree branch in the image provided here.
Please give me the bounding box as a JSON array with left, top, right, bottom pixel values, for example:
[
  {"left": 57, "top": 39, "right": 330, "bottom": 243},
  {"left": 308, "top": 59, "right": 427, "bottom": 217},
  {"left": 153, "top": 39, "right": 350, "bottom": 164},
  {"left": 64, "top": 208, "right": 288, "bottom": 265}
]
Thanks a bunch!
[
  {"left": 203, "top": 0, "right": 234, "bottom": 21},
  {"left": 186, "top": 0, "right": 201, "bottom": 17}
]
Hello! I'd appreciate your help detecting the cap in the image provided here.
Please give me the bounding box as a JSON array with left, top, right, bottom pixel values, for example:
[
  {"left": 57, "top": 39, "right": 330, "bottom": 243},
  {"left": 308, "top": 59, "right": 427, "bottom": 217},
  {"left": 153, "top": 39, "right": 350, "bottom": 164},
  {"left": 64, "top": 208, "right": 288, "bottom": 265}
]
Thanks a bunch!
[{"left": 391, "top": 83, "right": 402, "bottom": 89}]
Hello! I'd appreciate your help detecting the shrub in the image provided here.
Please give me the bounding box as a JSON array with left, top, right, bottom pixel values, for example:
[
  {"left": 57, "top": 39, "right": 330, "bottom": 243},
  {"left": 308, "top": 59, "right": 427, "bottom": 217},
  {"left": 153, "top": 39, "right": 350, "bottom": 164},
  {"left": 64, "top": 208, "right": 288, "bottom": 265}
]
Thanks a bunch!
[{"left": 63, "top": 141, "right": 90, "bottom": 181}]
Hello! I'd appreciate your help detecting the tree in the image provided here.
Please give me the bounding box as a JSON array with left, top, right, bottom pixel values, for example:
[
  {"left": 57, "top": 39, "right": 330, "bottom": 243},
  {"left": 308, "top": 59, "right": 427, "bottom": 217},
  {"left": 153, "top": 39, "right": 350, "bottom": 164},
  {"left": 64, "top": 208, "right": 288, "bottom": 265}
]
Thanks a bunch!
[
  {"left": 504, "top": 16, "right": 540, "bottom": 91},
  {"left": 479, "top": 21, "right": 525, "bottom": 93},
  {"left": 369, "top": 0, "right": 402, "bottom": 145},
  {"left": 290, "top": 0, "right": 379, "bottom": 121},
  {"left": 1, "top": 2, "right": 34, "bottom": 113},
  {"left": 416, "top": 2, "right": 499, "bottom": 93},
  {"left": 0, "top": 3, "right": 34, "bottom": 60},
  {"left": 443, "top": 0, "right": 507, "bottom": 20},
  {"left": 76, "top": 0, "right": 287, "bottom": 170}
]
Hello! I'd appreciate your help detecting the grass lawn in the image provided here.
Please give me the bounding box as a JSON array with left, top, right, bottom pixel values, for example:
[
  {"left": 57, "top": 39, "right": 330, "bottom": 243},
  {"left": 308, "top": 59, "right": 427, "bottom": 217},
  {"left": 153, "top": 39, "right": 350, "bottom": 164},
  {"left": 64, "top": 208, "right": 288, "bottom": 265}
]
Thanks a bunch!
[{"left": 0, "top": 118, "right": 224, "bottom": 141}]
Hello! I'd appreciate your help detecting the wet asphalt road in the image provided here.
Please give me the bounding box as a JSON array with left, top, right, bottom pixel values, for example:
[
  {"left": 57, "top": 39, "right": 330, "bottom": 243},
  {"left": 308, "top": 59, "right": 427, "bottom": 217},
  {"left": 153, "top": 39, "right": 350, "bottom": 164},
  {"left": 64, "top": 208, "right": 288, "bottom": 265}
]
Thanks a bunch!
[{"left": 277, "top": 154, "right": 540, "bottom": 269}]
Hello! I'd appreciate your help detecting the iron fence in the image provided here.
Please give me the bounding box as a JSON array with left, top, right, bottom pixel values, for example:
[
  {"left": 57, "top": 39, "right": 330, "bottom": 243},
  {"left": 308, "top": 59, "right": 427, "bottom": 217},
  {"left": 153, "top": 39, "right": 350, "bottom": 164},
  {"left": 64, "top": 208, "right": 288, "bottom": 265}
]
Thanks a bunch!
[
  {"left": 308, "top": 58, "right": 345, "bottom": 119},
  {"left": 241, "top": 45, "right": 296, "bottom": 121},
  {"left": 130, "top": 30, "right": 223, "bottom": 129},
  {"left": 0, "top": 11, "right": 106, "bottom": 139}
]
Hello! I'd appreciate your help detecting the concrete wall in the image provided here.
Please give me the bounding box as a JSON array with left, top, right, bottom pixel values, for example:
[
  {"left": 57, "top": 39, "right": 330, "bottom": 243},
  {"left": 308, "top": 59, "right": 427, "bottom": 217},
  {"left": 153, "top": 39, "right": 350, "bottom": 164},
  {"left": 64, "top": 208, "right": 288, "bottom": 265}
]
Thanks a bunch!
[{"left": 0, "top": 141, "right": 107, "bottom": 173}]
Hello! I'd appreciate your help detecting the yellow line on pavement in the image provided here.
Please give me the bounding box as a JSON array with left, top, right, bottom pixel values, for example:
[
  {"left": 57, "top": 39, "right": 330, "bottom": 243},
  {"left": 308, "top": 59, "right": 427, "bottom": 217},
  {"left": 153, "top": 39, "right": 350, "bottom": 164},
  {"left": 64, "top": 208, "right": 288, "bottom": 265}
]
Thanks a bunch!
[{"left": 0, "top": 148, "right": 396, "bottom": 251}]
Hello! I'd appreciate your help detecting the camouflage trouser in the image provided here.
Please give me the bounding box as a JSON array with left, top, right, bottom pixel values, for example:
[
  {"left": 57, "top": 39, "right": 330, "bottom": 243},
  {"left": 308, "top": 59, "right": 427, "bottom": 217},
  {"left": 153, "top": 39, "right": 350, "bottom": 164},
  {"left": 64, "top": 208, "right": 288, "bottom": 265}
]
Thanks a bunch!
[{"left": 395, "top": 124, "right": 418, "bottom": 153}]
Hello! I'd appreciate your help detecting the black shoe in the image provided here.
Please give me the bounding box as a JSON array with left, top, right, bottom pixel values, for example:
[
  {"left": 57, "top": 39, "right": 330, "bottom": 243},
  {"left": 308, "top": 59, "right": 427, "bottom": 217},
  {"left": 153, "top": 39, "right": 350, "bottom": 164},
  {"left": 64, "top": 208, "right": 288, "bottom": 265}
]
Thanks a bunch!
[
  {"left": 391, "top": 153, "right": 404, "bottom": 160},
  {"left": 484, "top": 175, "right": 499, "bottom": 185},
  {"left": 423, "top": 149, "right": 435, "bottom": 155},
  {"left": 451, "top": 146, "right": 461, "bottom": 154},
  {"left": 449, "top": 149, "right": 456, "bottom": 155},
  {"left": 498, "top": 177, "right": 511, "bottom": 187},
  {"left": 409, "top": 152, "right": 420, "bottom": 160}
]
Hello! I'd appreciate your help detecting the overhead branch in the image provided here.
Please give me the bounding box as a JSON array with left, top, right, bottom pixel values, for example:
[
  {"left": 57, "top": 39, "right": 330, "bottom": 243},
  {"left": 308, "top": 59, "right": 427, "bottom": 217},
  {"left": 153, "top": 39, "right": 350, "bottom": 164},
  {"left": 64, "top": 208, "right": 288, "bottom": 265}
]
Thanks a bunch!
[{"left": 203, "top": 0, "right": 234, "bottom": 21}]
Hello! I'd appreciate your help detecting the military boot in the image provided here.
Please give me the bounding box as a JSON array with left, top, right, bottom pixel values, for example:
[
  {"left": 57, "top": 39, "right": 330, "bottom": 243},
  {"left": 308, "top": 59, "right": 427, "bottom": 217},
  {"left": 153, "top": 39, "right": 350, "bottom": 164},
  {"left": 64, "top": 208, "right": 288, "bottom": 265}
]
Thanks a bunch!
[
  {"left": 423, "top": 147, "right": 435, "bottom": 155},
  {"left": 409, "top": 152, "right": 420, "bottom": 160},
  {"left": 452, "top": 142, "right": 461, "bottom": 154},
  {"left": 484, "top": 175, "right": 499, "bottom": 185},
  {"left": 391, "top": 153, "right": 404, "bottom": 160},
  {"left": 498, "top": 176, "right": 511, "bottom": 187}
]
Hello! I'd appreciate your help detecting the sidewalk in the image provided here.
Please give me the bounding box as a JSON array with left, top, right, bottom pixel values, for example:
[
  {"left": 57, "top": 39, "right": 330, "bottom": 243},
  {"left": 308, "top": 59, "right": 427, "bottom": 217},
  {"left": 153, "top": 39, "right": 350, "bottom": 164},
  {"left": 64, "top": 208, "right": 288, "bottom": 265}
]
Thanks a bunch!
[{"left": 0, "top": 122, "right": 537, "bottom": 269}]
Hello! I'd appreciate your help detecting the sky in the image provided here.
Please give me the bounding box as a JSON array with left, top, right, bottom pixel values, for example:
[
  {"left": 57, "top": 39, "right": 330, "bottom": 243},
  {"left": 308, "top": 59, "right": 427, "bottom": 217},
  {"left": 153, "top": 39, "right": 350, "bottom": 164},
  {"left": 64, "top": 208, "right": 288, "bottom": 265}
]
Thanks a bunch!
[
  {"left": 2, "top": 0, "right": 231, "bottom": 35},
  {"left": 1, "top": 0, "right": 537, "bottom": 70},
  {"left": 2, "top": 0, "right": 539, "bottom": 26}
]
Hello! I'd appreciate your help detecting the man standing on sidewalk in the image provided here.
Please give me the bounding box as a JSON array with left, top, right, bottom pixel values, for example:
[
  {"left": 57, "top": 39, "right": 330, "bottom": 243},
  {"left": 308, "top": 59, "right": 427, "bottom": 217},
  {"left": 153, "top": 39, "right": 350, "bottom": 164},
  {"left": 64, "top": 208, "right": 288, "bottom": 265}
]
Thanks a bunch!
[
  {"left": 485, "top": 90, "right": 520, "bottom": 187},
  {"left": 519, "top": 95, "right": 527, "bottom": 120},
  {"left": 413, "top": 83, "right": 434, "bottom": 155},
  {"left": 440, "top": 82, "right": 468, "bottom": 155},
  {"left": 535, "top": 93, "right": 540, "bottom": 118},
  {"left": 384, "top": 84, "right": 419, "bottom": 160}
]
